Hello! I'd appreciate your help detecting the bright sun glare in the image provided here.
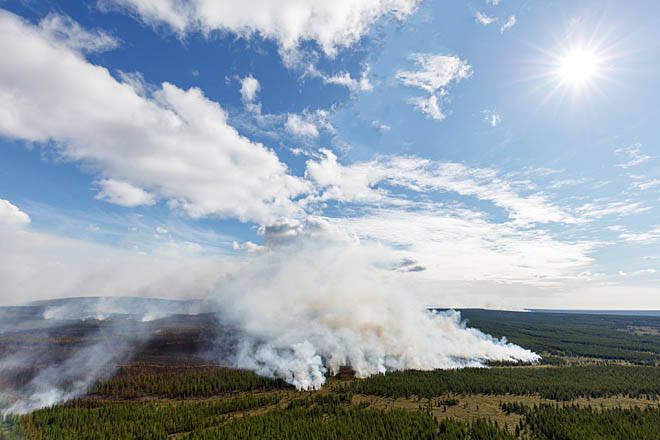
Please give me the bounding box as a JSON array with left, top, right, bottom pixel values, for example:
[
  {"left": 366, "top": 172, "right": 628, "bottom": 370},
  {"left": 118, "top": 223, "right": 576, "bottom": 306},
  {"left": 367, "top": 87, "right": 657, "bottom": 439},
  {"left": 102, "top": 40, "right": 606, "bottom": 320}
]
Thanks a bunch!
[{"left": 557, "top": 48, "right": 600, "bottom": 86}]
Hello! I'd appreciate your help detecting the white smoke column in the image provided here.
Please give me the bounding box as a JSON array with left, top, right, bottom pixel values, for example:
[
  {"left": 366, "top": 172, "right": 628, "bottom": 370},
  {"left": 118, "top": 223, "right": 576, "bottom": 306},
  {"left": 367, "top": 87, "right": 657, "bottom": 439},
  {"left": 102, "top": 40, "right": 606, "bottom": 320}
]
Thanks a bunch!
[{"left": 211, "top": 218, "right": 540, "bottom": 390}]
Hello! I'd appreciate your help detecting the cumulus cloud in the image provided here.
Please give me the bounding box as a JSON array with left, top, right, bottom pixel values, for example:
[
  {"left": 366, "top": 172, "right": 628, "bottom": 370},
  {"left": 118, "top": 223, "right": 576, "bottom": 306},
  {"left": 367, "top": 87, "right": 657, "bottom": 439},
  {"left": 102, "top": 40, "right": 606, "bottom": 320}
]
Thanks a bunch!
[
  {"left": 500, "top": 15, "right": 516, "bottom": 33},
  {"left": 0, "top": 10, "right": 307, "bottom": 225},
  {"left": 95, "top": 179, "right": 156, "bottom": 207},
  {"left": 0, "top": 199, "right": 30, "bottom": 226},
  {"left": 397, "top": 53, "right": 472, "bottom": 120},
  {"left": 239, "top": 75, "right": 261, "bottom": 113},
  {"left": 38, "top": 13, "right": 119, "bottom": 53},
  {"left": 101, "top": 0, "right": 420, "bottom": 60},
  {"left": 305, "top": 149, "right": 386, "bottom": 203},
  {"left": 239, "top": 75, "right": 260, "bottom": 103}
]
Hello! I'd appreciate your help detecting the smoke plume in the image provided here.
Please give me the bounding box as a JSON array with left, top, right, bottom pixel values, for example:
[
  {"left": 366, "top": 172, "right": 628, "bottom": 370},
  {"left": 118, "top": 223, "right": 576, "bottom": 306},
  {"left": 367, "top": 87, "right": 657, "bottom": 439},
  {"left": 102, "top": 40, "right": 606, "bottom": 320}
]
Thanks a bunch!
[{"left": 211, "top": 218, "right": 540, "bottom": 390}]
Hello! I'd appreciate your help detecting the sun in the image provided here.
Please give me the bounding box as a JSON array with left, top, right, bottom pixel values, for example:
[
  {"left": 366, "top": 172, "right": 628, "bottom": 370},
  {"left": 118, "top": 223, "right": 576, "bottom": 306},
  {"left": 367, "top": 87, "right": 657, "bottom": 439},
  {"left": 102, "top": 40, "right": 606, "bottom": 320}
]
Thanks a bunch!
[{"left": 558, "top": 49, "right": 599, "bottom": 85}]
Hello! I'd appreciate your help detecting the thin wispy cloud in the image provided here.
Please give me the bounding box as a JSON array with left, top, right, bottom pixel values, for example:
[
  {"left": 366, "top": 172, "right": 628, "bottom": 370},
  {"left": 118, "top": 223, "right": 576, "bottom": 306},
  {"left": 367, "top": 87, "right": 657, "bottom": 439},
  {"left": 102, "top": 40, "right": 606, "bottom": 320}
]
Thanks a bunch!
[
  {"left": 616, "top": 143, "right": 652, "bottom": 168},
  {"left": 482, "top": 110, "right": 502, "bottom": 126},
  {"left": 500, "top": 15, "right": 516, "bottom": 33}
]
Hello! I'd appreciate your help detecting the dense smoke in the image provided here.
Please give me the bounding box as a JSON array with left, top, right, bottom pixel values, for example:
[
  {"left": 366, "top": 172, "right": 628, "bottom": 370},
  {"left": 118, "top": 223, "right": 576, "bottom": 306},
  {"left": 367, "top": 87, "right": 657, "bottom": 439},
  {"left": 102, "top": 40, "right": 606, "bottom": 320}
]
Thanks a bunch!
[
  {"left": 0, "top": 217, "right": 540, "bottom": 414},
  {"left": 211, "top": 218, "right": 540, "bottom": 390}
]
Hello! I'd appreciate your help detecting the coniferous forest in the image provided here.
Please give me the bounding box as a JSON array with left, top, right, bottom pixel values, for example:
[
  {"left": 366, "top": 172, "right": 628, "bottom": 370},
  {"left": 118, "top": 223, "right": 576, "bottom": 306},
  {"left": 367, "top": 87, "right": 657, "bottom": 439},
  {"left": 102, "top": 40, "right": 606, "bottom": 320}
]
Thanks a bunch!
[{"left": 5, "top": 309, "right": 660, "bottom": 439}]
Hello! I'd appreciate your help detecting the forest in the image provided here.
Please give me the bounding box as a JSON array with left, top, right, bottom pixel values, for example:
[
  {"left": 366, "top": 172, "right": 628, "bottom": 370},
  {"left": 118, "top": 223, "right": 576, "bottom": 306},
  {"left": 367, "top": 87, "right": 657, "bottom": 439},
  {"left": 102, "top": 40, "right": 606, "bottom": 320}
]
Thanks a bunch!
[{"left": 4, "top": 309, "right": 660, "bottom": 439}]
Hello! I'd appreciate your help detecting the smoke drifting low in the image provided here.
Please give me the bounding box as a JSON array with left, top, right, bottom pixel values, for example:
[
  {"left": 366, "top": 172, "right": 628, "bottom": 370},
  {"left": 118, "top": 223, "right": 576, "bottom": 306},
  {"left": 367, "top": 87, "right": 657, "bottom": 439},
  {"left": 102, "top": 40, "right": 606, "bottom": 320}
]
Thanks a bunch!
[
  {"left": 0, "top": 318, "right": 146, "bottom": 415},
  {"left": 210, "top": 219, "right": 540, "bottom": 390},
  {"left": 0, "top": 218, "right": 540, "bottom": 414}
]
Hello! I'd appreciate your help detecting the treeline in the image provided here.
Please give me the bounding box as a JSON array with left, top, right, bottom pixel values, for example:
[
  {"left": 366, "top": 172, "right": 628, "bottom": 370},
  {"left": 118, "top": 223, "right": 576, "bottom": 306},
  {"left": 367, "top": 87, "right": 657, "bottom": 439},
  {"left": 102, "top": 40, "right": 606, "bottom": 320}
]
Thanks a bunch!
[
  {"left": 347, "top": 365, "right": 660, "bottom": 400},
  {"left": 3, "top": 393, "right": 280, "bottom": 440},
  {"left": 89, "top": 364, "right": 289, "bottom": 398},
  {"left": 503, "top": 402, "right": 660, "bottom": 439},
  {"left": 458, "top": 309, "right": 660, "bottom": 364}
]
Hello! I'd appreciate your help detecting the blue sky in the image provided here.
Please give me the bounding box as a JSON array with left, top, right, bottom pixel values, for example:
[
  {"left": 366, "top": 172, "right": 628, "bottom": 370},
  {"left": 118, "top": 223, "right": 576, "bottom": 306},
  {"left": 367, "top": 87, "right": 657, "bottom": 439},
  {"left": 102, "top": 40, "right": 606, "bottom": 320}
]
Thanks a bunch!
[{"left": 0, "top": 0, "right": 659, "bottom": 308}]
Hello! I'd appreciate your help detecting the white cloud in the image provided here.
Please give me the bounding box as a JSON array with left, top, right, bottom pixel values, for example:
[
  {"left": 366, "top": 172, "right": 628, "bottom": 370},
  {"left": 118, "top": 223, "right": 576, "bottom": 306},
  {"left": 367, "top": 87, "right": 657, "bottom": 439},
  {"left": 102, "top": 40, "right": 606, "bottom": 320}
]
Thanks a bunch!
[
  {"left": 38, "top": 13, "right": 119, "bottom": 54},
  {"left": 486, "top": 0, "right": 500, "bottom": 5},
  {"left": 500, "top": 15, "right": 516, "bottom": 33},
  {"left": 232, "top": 240, "right": 268, "bottom": 253},
  {"left": 156, "top": 226, "right": 168, "bottom": 234},
  {"left": 102, "top": 0, "right": 420, "bottom": 59},
  {"left": 409, "top": 95, "right": 445, "bottom": 120},
  {"left": 282, "top": 109, "right": 334, "bottom": 140},
  {"left": 482, "top": 110, "right": 501, "bottom": 127},
  {"left": 549, "top": 178, "right": 589, "bottom": 189},
  {"left": 617, "top": 268, "right": 658, "bottom": 277},
  {"left": 0, "top": 10, "right": 307, "bottom": 225},
  {"left": 397, "top": 53, "right": 472, "bottom": 120},
  {"left": 0, "top": 199, "right": 30, "bottom": 226},
  {"left": 285, "top": 113, "right": 320, "bottom": 138},
  {"left": 632, "top": 178, "right": 660, "bottom": 191},
  {"left": 239, "top": 75, "right": 261, "bottom": 113},
  {"left": 330, "top": 208, "right": 594, "bottom": 286},
  {"left": 306, "top": 63, "right": 373, "bottom": 93},
  {"left": 575, "top": 201, "right": 650, "bottom": 221},
  {"left": 371, "top": 120, "right": 391, "bottom": 131},
  {"left": 305, "top": 153, "right": 577, "bottom": 226},
  {"left": 620, "top": 226, "right": 660, "bottom": 244},
  {"left": 95, "top": 178, "right": 156, "bottom": 207},
  {"left": 475, "top": 11, "right": 496, "bottom": 25},
  {"left": 239, "top": 75, "right": 260, "bottom": 102},
  {"left": 616, "top": 143, "right": 652, "bottom": 168},
  {"left": 305, "top": 149, "right": 386, "bottom": 204},
  {"left": 607, "top": 225, "right": 625, "bottom": 232},
  {"left": 397, "top": 54, "right": 472, "bottom": 94},
  {"left": 324, "top": 71, "right": 373, "bottom": 92}
]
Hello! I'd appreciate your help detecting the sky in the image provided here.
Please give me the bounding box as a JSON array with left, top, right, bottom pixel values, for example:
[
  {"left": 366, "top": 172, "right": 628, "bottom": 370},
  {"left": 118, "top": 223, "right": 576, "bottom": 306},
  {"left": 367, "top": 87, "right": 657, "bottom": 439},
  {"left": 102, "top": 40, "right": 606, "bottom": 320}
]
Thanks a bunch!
[{"left": 0, "top": 0, "right": 659, "bottom": 309}]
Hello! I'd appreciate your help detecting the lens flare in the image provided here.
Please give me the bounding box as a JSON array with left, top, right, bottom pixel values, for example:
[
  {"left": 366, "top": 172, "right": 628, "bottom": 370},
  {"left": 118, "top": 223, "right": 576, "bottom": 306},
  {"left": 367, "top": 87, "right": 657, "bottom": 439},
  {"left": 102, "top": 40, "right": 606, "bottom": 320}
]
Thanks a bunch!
[{"left": 558, "top": 49, "right": 599, "bottom": 85}]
